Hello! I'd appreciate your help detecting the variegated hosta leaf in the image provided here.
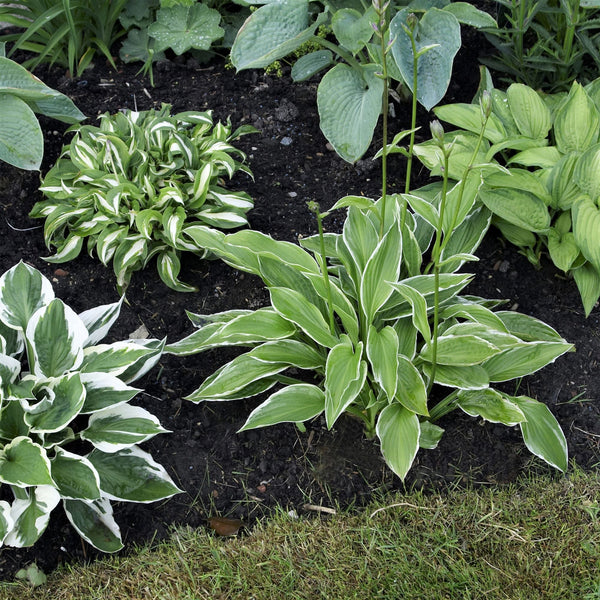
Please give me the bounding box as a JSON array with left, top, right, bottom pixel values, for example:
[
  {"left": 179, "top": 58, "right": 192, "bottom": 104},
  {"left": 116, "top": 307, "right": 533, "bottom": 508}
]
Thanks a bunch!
[
  {"left": 0, "top": 501, "right": 13, "bottom": 545},
  {"left": 50, "top": 447, "right": 101, "bottom": 500},
  {"left": 26, "top": 299, "right": 88, "bottom": 378},
  {"left": 0, "top": 437, "right": 53, "bottom": 487},
  {"left": 0, "top": 262, "right": 54, "bottom": 331},
  {"left": 457, "top": 389, "right": 526, "bottom": 426},
  {"left": 376, "top": 403, "right": 420, "bottom": 480},
  {"left": 63, "top": 497, "right": 123, "bottom": 553},
  {"left": 88, "top": 446, "right": 182, "bottom": 503},
  {"left": 78, "top": 297, "right": 124, "bottom": 347},
  {"left": 395, "top": 356, "right": 429, "bottom": 416},
  {"left": 367, "top": 325, "right": 399, "bottom": 401},
  {"left": 4, "top": 486, "right": 60, "bottom": 548},
  {"left": 80, "top": 372, "right": 141, "bottom": 413},
  {"left": 420, "top": 334, "right": 501, "bottom": 366},
  {"left": 554, "top": 82, "right": 599, "bottom": 154},
  {"left": 156, "top": 251, "right": 197, "bottom": 293},
  {"left": 239, "top": 384, "right": 325, "bottom": 431},
  {"left": 422, "top": 363, "right": 490, "bottom": 390},
  {"left": 81, "top": 404, "right": 169, "bottom": 452}
]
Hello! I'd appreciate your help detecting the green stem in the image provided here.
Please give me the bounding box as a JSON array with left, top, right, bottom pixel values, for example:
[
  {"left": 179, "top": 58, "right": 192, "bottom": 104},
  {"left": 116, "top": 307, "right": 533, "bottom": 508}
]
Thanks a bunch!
[
  {"left": 314, "top": 206, "right": 335, "bottom": 333},
  {"left": 311, "top": 36, "right": 364, "bottom": 73},
  {"left": 428, "top": 390, "right": 459, "bottom": 422},
  {"left": 379, "top": 25, "right": 390, "bottom": 238}
]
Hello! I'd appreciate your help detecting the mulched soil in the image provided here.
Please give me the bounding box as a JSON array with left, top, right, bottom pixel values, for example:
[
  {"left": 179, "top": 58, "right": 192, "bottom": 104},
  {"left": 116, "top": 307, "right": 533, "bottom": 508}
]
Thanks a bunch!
[{"left": 0, "top": 24, "right": 598, "bottom": 580}]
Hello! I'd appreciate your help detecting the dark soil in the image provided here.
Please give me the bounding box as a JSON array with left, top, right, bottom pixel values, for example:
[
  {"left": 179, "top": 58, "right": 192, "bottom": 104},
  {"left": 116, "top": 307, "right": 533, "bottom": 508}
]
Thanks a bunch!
[{"left": 0, "top": 27, "right": 598, "bottom": 581}]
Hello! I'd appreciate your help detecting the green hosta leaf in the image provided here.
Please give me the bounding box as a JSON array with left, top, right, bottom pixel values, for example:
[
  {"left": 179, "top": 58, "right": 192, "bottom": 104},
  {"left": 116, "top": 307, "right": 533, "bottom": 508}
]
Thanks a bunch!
[
  {"left": 492, "top": 217, "right": 537, "bottom": 249},
  {"left": 442, "top": 2, "right": 497, "bottom": 28},
  {"left": 457, "top": 389, "right": 526, "bottom": 426},
  {"left": 270, "top": 286, "right": 338, "bottom": 348},
  {"left": 573, "top": 143, "right": 600, "bottom": 200},
  {"left": 376, "top": 403, "right": 420, "bottom": 480},
  {"left": 324, "top": 336, "right": 367, "bottom": 428},
  {"left": 423, "top": 363, "right": 490, "bottom": 390},
  {"left": 148, "top": 4, "right": 224, "bottom": 54},
  {"left": 291, "top": 50, "right": 333, "bottom": 82},
  {"left": 231, "top": 0, "right": 317, "bottom": 70},
  {"left": 331, "top": 7, "right": 376, "bottom": 54},
  {"left": 402, "top": 193, "right": 440, "bottom": 229},
  {"left": 496, "top": 311, "right": 567, "bottom": 342},
  {"left": 239, "top": 384, "right": 325, "bottom": 431},
  {"left": 421, "top": 335, "right": 501, "bottom": 366},
  {"left": 508, "top": 146, "right": 560, "bottom": 169},
  {"left": 50, "top": 448, "right": 101, "bottom": 500},
  {"left": 419, "top": 420, "right": 444, "bottom": 450},
  {"left": 572, "top": 195, "right": 600, "bottom": 274},
  {"left": 88, "top": 446, "right": 182, "bottom": 503},
  {"left": 341, "top": 206, "right": 380, "bottom": 277},
  {"left": 360, "top": 219, "right": 402, "bottom": 323},
  {"left": 63, "top": 498, "right": 123, "bottom": 553},
  {"left": 80, "top": 372, "right": 141, "bottom": 413},
  {"left": 82, "top": 405, "right": 168, "bottom": 452},
  {"left": 391, "top": 282, "right": 431, "bottom": 343},
  {"left": 396, "top": 356, "right": 429, "bottom": 416},
  {"left": 483, "top": 169, "right": 552, "bottom": 206},
  {"left": 547, "top": 229, "right": 579, "bottom": 273},
  {"left": 23, "top": 373, "right": 86, "bottom": 434},
  {"left": 484, "top": 341, "right": 573, "bottom": 381},
  {"left": 0, "top": 401, "right": 28, "bottom": 440},
  {"left": 367, "top": 325, "right": 399, "bottom": 401},
  {"left": 554, "top": 82, "right": 599, "bottom": 153},
  {"left": 0, "top": 437, "right": 53, "bottom": 487},
  {"left": 390, "top": 8, "right": 461, "bottom": 111},
  {"left": 317, "top": 63, "right": 384, "bottom": 163},
  {"left": 249, "top": 340, "right": 324, "bottom": 369},
  {"left": 0, "top": 93, "right": 43, "bottom": 170},
  {"left": 479, "top": 187, "right": 551, "bottom": 233},
  {"left": 0, "top": 261, "right": 54, "bottom": 331},
  {"left": 433, "top": 102, "right": 506, "bottom": 144},
  {"left": 573, "top": 262, "right": 600, "bottom": 316},
  {"left": 509, "top": 395, "right": 568, "bottom": 472},
  {"left": 4, "top": 486, "right": 60, "bottom": 548},
  {"left": 78, "top": 297, "right": 124, "bottom": 347},
  {"left": 27, "top": 299, "right": 88, "bottom": 378},
  {"left": 506, "top": 84, "right": 551, "bottom": 139},
  {"left": 549, "top": 153, "right": 580, "bottom": 210}
]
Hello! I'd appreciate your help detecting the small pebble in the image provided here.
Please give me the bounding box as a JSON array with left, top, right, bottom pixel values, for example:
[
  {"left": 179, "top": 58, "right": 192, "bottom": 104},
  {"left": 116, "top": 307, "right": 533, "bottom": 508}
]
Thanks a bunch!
[{"left": 280, "top": 136, "right": 293, "bottom": 146}]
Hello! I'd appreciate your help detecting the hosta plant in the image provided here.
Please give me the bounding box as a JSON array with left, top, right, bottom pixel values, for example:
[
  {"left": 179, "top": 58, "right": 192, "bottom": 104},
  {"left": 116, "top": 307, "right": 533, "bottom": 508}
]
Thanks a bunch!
[
  {"left": 167, "top": 191, "right": 573, "bottom": 480},
  {"left": 0, "top": 262, "right": 180, "bottom": 552},
  {"left": 30, "top": 104, "right": 257, "bottom": 293},
  {"left": 414, "top": 75, "right": 600, "bottom": 315}
]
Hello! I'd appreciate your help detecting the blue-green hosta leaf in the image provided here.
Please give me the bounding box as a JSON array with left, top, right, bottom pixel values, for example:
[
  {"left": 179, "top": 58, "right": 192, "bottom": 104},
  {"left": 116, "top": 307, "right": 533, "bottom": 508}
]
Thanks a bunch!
[
  {"left": 376, "top": 403, "right": 420, "bottom": 480},
  {"left": 421, "top": 334, "right": 501, "bottom": 366},
  {"left": 572, "top": 195, "right": 600, "bottom": 274},
  {"left": 554, "top": 82, "right": 599, "bottom": 153},
  {"left": 509, "top": 395, "right": 568, "bottom": 472},
  {"left": 457, "top": 389, "right": 526, "bottom": 426},
  {"left": 317, "top": 63, "right": 384, "bottom": 163},
  {"left": 63, "top": 497, "right": 123, "bottom": 553},
  {"left": 78, "top": 297, "right": 124, "bottom": 347},
  {"left": 27, "top": 299, "right": 88, "bottom": 378},
  {"left": 496, "top": 311, "right": 567, "bottom": 342},
  {"left": 0, "top": 437, "right": 53, "bottom": 487},
  {"left": 23, "top": 373, "right": 86, "bottom": 434},
  {"left": 331, "top": 7, "right": 376, "bottom": 54},
  {"left": 390, "top": 8, "right": 461, "bottom": 111},
  {"left": 0, "top": 262, "right": 54, "bottom": 331},
  {"left": 360, "top": 220, "right": 403, "bottom": 324},
  {"left": 0, "top": 94, "right": 43, "bottom": 170},
  {"left": 423, "top": 363, "right": 490, "bottom": 390},
  {"left": 506, "top": 84, "right": 551, "bottom": 139},
  {"left": 291, "top": 50, "right": 333, "bottom": 82},
  {"left": 483, "top": 341, "right": 573, "bottom": 382},
  {"left": 270, "top": 286, "right": 339, "bottom": 348},
  {"left": 148, "top": 4, "right": 224, "bottom": 54},
  {"left": 396, "top": 356, "right": 429, "bottom": 416},
  {"left": 479, "top": 187, "right": 551, "bottom": 233},
  {"left": 239, "top": 384, "right": 325, "bottom": 431},
  {"left": 80, "top": 372, "right": 141, "bottom": 413},
  {"left": 4, "top": 486, "right": 60, "bottom": 548},
  {"left": 573, "top": 262, "right": 600, "bottom": 317},
  {"left": 442, "top": 2, "right": 498, "bottom": 27},
  {"left": 82, "top": 404, "right": 168, "bottom": 452},
  {"left": 324, "top": 336, "right": 367, "bottom": 428},
  {"left": 88, "top": 446, "right": 182, "bottom": 503},
  {"left": 231, "top": 0, "right": 318, "bottom": 70},
  {"left": 50, "top": 448, "right": 101, "bottom": 500},
  {"left": 367, "top": 325, "right": 399, "bottom": 401}
]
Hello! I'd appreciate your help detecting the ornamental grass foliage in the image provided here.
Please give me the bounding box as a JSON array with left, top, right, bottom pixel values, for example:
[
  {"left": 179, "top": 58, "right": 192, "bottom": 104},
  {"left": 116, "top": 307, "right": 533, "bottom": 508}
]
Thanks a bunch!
[
  {"left": 0, "top": 262, "right": 180, "bottom": 553},
  {"left": 31, "top": 104, "right": 257, "bottom": 293}
]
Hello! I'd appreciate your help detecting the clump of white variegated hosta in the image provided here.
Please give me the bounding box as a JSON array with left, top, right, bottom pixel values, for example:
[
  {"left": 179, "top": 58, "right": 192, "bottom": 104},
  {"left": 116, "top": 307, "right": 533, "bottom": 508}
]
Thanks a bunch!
[
  {"left": 31, "top": 104, "right": 257, "bottom": 293},
  {"left": 0, "top": 262, "right": 180, "bottom": 552}
]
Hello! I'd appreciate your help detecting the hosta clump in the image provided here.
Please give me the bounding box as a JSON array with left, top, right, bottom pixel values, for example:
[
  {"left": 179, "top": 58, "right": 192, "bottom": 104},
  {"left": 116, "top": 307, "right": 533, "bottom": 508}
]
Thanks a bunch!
[
  {"left": 414, "top": 76, "right": 600, "bottom": 315},
  {"left": 31, "top": 104, "right": 257, "bottom": 293},
  {"left": 0, "top": 262, "right": 180, "bottom": 552},
  {"left": 167, "top": 197, "right": 573, "bottom": 480}
]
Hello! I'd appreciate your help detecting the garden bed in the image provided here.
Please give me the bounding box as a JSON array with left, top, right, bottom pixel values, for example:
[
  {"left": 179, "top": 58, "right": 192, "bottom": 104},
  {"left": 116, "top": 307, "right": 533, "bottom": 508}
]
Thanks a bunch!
[{"left": 0, "top": 28, "right": 598, "bottom": 579}]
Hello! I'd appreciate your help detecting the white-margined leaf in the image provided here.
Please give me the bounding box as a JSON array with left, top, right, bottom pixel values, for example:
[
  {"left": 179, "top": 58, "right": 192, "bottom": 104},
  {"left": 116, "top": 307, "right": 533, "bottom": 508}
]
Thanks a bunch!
[
  {"left": 80, "top": 372, "right": 141, "bottom": 413},
  {"left": 423, "top": 363, "right": 490, "bottom": 390},
  {"left": 88, "top": 446, "right": 182, "bottom": 503},
  {"left": 367, "top": 325, "right": 399, "bottom": 401},
  {"left": 239, "top": 384, "right": 325, "bottom": 431},
  {"left": 396, "top": 356, "right": 429, "bottom": 416},
  {"left": 0, "top": 501, "right": 13, "bottom": 544},
  {"left": 419, "top": 420, "right": 444, "bottom": 449},
  {"left": 457, "top": 388, "right": 526, "bottom": 426},
  {"left": 391, "top": 282, "right": 431, "bottom": 343},
  {"left": 79, "top": 297, "right": 124, "bottom": 347},
  {"left": 50, "top": 448, "right": 101, "bottom": 500},
  {"left": 420, "top": 334, "right": 501, "bottom": 366},
  {"left": 157, "top": 251, "right": 197, "bottom": 293},
  {"left": 0, "top": 437, "right": 53, "bottom": 487},
  {"left": 496, "top": 311, "right": 567, "bottom": 342}
]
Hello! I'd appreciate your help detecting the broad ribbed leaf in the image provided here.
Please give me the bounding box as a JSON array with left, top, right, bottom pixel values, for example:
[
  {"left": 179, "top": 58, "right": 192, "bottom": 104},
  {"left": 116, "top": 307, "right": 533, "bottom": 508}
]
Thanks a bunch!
[
  {"left": 88, "top": 446, "right": 182, "bottom": 503},
  {"left": 554, "top": 82, "right": 599, "bottom": 153},
  {"left": 510, "top": 395, "right": 568, "bottom": 472},
  {"left": 331, "top": 7, "right": 376, "bottom": 54},
  {"left": 572, "top": 195, "right": 600, "bottom": 274},
  {"left": 507, "top": 84, "right": 551, "bottom": 139},
  {"left": 479, "top": 187, "right": 550, "bottom": 233},
  {"left": 573, "top": 262, "right": 600, "bottom": 317},
  {"left": 50, "top": 448, "right": 101, "bottom": 500},
  {"left": 0, "top": 93, "right": 43, "bottom": 170},
  {"left": 573, "top": 143, "right": 600, "bottom": 199},
  {"left": 376, "top": 403, "right": 420, "bottom": 480},
  {"left": 457, "top": 389, "right": 526, "bottom": 426},
  {"left": 0, "top": 437, "right": 53, "bottom": 487},
  {"left": 239, "top": 384, "right": 325, "bottom": 431},
  {"left": 547, "top": 229, "right": 579, "bottom": 273},
  {"left": 291, "top": 50, "right": 333, "bottom": 82},
  {"left": 64, "top": 498, "right": 123, "bottom": 553},
  {"left": 0, "top": 261, "right": 54, "bottom": 331}
]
